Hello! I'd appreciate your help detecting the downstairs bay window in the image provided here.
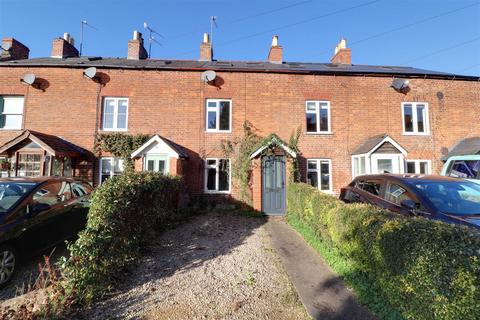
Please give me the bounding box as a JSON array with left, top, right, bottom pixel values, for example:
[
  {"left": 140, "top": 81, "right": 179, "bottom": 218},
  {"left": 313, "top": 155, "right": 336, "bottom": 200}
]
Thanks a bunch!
[{"left": 204, "top": 158, "right": 230, "bottom": 193}]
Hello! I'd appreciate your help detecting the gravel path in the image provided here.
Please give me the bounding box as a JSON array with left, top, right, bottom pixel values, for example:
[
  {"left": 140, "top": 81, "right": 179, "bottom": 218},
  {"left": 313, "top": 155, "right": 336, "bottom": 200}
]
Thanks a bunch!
[{"left": 80, "top": 212, "right": 309, "bottom": 320}]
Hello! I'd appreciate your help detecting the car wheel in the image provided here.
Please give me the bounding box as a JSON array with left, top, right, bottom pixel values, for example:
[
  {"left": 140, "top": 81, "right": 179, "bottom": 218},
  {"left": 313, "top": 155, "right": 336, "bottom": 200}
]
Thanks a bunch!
[{"left": 0, "top": 245, "right": 16, "bottom": 288}]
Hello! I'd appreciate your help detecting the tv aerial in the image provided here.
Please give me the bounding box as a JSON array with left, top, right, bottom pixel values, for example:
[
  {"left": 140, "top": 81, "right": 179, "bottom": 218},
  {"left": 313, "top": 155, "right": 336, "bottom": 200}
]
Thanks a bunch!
[
  {"left": 80, "top": 19, "right": 98, "bottom": 56},
  {"left": 210, "top": 16, "right": 218, "bottom": 46},
  {"left": 143, "top": 22, "right": 164, "bottom": 58}
]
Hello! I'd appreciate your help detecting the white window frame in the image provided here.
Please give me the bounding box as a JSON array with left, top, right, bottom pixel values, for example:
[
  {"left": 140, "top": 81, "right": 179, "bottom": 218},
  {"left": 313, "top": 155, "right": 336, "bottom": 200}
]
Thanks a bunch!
[
  {"left": 305, "top": 100, "right": 331, "bottom": 134},
  {"left": 204, "top": 158, "right": 231, "bottom": 194},
  {"left": 205, "top": 99, "right": 232, "bottom": 133},
  {"left": 102, "top": 97, "right": 129, "bottom": 131},
  {"left": 306, "top": 159, "right": 333, "bottom": 193},
  {"left": 0, "top": 96, "right": 24, "bottom": 130},
  {"left": 352, "top": 155, "right": 368, "bottom": 178},
  {"left": 99, "top": 157, "right": 124, "bottom": 184},
  {"left": 401, "top": 102, "right": 429, "bottom": 135},
  {"left": 405, "top": 159, "right": 431, "bottom": 174}
]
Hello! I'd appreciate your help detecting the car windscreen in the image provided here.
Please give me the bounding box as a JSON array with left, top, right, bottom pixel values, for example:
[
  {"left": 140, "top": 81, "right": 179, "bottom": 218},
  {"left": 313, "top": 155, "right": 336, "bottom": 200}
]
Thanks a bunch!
[
  {"left": 447, "top": 160, "right": 480, "bottom": 179},
  {"left": 0, "top": 182, "right": 37, "bottom": 212},
  {"left": 412, "top": 180, "right": 480, "bottom": 215}
]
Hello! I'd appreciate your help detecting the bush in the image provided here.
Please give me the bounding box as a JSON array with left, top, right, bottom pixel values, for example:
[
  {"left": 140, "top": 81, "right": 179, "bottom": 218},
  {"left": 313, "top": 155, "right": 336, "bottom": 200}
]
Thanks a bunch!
[
  {"left": 287, "top": 183, "right": 480, "bottom": 320},
  {"left": 60, "top": 171, "right": 182, "bottom": 305}
]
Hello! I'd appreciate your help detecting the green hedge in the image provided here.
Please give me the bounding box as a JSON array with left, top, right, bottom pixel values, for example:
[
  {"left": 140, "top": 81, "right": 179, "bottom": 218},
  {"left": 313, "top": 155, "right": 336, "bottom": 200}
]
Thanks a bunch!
[
  {"left": 287, "top": 183, "right": 480, "bottom": 320},
  {"left": 60, "top": 171, "right": 182, "bottom": 305}
]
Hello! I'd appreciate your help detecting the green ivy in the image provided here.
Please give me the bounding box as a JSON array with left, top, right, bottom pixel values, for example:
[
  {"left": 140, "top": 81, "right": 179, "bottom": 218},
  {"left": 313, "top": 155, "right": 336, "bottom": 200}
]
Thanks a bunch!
[{"left": 94, "top": 133, "right": 151, "bottom": 170}]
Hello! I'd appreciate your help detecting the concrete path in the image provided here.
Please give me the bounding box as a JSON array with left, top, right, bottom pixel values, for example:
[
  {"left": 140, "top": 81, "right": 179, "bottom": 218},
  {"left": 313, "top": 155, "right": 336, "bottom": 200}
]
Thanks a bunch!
[{"left": 265, "top": 217, "right": 377, "bottom": 320}]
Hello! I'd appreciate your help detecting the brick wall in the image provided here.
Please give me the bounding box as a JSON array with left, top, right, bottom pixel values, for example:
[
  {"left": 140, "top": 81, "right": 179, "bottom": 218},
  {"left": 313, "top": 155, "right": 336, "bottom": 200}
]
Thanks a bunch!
[{"left": 0, "top": 65, "right": 478, "bottom": 204}]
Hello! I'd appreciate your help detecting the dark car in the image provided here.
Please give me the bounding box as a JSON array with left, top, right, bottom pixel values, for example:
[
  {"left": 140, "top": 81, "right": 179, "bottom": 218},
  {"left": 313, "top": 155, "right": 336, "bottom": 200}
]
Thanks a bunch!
[
  {"left": 340, "top": 174, "right": 480, "bottom": 230},
  {"left": 0, "top": 177, "right": 92, "bottom": 287}
]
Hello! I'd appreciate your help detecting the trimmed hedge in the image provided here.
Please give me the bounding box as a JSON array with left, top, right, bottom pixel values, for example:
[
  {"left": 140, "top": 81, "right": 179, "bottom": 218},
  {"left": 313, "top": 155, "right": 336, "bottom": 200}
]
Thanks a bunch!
[
  {"left": 60, "top": 171, "right": 182, "bottom": 305},
  {"left": 287, "top": 183, "right": 480, "bottom": 320}
]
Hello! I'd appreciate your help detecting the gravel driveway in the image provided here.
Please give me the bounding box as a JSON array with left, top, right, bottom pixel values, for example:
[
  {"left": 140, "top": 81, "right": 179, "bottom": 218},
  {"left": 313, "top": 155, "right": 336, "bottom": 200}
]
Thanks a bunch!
[{"left": 80, "top": 212, "right": 309, "bottom": 320}]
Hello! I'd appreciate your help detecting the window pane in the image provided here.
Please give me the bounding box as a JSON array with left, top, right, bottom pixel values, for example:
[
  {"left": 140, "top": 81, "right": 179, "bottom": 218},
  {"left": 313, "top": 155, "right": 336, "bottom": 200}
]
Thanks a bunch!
[
  {"left": 353, "top": 158, "right": 359, "bottom": 177},
  {"left": 4, "top": 115, "right": 22, "bottom": 129},
  {"left": 359, "top": 157, "right": 366, "bottom": 175},
  {"left": 114, "top": 159, "right": 124, "bottom": 174},
  {"left": 358, "top": 180, "right": 382, "bottom": 196},
  {"left": 416, "top": 105, "right": 425, "bottom": 132},
  {"left": 147, "top": 160, "right": 154, "bottom": 171},
  {"left": 306, "top": 102, "right": 316, "bottom": 112},
  {"left": 207, "top": 168, "right": 216, "bottom": 190},
  {"left": 118, "top": 100, "right": 128, "bottom": 114},
  {"left": 117, "top": 114, "right": 127, "bottom": 129},
  {"left": 403, "top": 105, "right": 413, "bottom": 132},
  {"left": 158, "top": 160, "right": 165, "bottom": 174},
  {"left": 219, "top": 101, "right": 230, "bottom": 131},
  {"left": 104, "top": 113, "right": 114, "bottom": 129},
  {"left": 377, "top": 159, "right": 393, "bottom": 173},
  {"left": 406, "top": 162, "right": 416, "bottom": 173},
  {"left": 307, "top": 160, "right": 317, "bottom": 170},
  {"left": 218, "top": 159, "right": 229, "bottom": 191},
  {"left": 3, "top": 98, "right": 24, "bottom": 114},
  {"left": 307, "top": 171, "right": 318, "bottom": 188},
  {"left": 207, "top": 159, "right": 216, "bottom": 166},
  {"left": 207, "top": 111, "right": 217, "bottom": 130},
  {"left": 101, "top": 158, "right": 112, "bottom": 174},
  {"left": 319, "top": 106, "right": 329, "bottom": 132},
  {"left": 52, "top": 157, "right": 63, "bottom": 176},
  {"left": 207, "top": 101, "right": 216, "bottom": 109},
  {"left": 104, "top": 100, "right": 115, "bottom": 114},
  {"left": 386, "top": 183, "right": 412, "bottom": 205},
  {"left": 64, "top": 158, "right": 72, "bottom": 177},
  {"left": 306, "top": 113, "right": 317, "bottom": 132},
  {"left": 449, "top": 160, "right": 479, "bottom": 179},
  {"left": 419, "top": 161, "right": 428, "bottom": 174},
  {"left": 320, "top": 161, "right": 330, "bottom": 191},
  {"left": 275, "top": 160, "right": 283, "bottom": 188}
]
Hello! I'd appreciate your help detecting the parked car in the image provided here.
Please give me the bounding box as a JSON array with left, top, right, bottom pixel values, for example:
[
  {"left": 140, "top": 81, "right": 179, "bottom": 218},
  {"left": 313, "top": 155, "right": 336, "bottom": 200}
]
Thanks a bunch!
[
  {"left": 340, "top": 174, "right": 480, "bottom": 230},
  {"left": 0, "top": 177, "right": 92, "bottom": 287},
  {"left": 441, "top": 155, "right": 480, "bottom": 183}
]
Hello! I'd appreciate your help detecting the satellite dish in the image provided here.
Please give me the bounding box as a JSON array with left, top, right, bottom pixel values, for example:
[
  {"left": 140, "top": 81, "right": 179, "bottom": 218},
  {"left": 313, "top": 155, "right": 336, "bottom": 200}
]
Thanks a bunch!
[
  {"left": 201, "top": 70, "right": 217, "bottom": 82},
  {"left": 83, "top": 67, "right": 97, "bottom": 79},
  {"left": 21, "top": 73, "right": 36, "bottom": 85},
  {"left": 391, "top": 78, "right": 409, "bottom": 92}
]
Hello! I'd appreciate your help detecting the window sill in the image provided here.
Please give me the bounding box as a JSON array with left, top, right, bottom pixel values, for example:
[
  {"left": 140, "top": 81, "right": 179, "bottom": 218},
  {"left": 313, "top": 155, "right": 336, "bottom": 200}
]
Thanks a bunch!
[
  {"left": 402, "top": 132, "right": 430, "bottom": 136},
  {"left": 101, "top": 128, "right": 128, "bottom": 132},
  {"left": 205, "top": 130, "right": 232, "bottom": 134},
  {"left": 305, "top": 132, "right": 333, "bottom": 136},
  {"left": 0, "top": 128, "right": 22, "bottom": 131},
  {"left": 204, "top": 190, "right": 231, "bottom": 194}
]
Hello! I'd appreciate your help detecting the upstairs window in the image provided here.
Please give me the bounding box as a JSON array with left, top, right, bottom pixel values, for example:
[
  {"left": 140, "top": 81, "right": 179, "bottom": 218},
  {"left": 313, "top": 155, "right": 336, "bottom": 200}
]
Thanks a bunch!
[
  {"left": 206, "top": 99, "right": 231, "bottom": 132},
  {"left": 102, "top": 97, "right": 128, "bottom": 131},
  {"left": 205, "top": 158, "right": 230, "bottom": 193},
  {"left": 307, "top": 159, "right": 332, "bottom": 193},
  {"left": 402, "top": 102, "right": 429, "bottom": 135},
  {"left": 0, "top": 96, "right": 24, "bottom": 130},
  {"left": 306, "top": 101, "right": 331, "bottom": 134}
]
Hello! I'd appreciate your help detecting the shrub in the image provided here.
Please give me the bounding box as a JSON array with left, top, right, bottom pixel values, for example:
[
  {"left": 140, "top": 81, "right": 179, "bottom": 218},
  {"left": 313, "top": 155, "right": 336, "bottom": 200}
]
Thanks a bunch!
[
  {"left": 60, "top": 171, "right": 182, "bottom": 305},
  {"left": 287, "top": 183, "right": 480, "bottom": 320}
]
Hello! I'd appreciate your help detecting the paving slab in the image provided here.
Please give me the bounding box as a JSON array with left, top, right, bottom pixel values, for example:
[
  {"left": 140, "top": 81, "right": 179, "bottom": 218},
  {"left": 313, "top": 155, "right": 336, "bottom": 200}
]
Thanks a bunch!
[{"left": 266, "top": 217, "right": 377, "bottom": 320}]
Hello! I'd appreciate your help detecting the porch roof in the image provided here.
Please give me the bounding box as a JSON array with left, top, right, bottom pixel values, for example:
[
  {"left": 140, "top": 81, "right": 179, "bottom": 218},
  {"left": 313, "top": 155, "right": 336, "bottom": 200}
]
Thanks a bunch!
[
  {"left": 352, "top": 134, "right": 407, "bottom": 156},
  {"left": 0, "top": 130, "right": 86, "bottom": 157},
  {"left": 250, "top": 134, "right": 297, "bottom": 159},
  {"left": 443, "top": 136, "right": 480, "bottom": 160},
  {"left": 131, "top": 135, "right": 189, "bottom": 159}
]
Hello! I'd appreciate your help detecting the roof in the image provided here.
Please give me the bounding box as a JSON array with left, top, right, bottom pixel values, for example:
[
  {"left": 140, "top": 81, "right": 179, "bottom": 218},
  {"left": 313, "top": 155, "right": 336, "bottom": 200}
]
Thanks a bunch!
[
  {"left": 0, "top": 56, "right": 478, "bottom": 81},
  {"left": 354, "top": 173, "right": 468, "bottom": 183},
  {"left": 351, "top": 134, "right": 407, "bottom": 155},
  {"left": 444, "top": 137, "right": 480, "bottom": 160},
  {"left": 0, "top": 130, "right": 87, "bottom": 157},
  {"left": 131, "top": 134, "right": 189, "bottom": 159},
  {"left": 250, "top": 134, "right": 297, "bottom": 158}
]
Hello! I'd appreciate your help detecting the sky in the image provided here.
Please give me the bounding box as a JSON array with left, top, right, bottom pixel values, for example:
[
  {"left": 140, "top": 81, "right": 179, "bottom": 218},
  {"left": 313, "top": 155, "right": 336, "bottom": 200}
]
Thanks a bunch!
[{"left": 0, "top": 0, "right": 479, "bottom": 76}]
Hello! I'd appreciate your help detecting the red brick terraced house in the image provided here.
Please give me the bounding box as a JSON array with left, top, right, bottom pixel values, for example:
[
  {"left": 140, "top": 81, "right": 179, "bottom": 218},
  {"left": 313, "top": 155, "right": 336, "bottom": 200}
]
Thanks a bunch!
[{"left": 0, "top": 32, "right": 478, "bottom": 214}]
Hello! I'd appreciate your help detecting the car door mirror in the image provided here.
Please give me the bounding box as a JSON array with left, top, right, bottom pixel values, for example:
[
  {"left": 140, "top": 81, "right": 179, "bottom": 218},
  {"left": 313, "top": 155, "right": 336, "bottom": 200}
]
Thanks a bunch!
[{"left": 400, "top": 199, "right": 417, "bottom": 211}]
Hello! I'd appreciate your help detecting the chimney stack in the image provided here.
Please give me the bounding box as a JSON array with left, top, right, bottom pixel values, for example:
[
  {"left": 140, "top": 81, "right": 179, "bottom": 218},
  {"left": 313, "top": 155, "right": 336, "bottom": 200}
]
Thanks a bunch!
[
  {"left": 128, "top": 30, "right": 148, "bottom": 60},
  {"left": 267, "top": 35, "right": 282, "bottom": 64},
  {"left": 1, "top": 38, "right": 29, "bottom": 61},
  {"left": 51, "top": 32, "right": 79, "bottom": 58},
  {"left": 331, "top": 38, "right": 351, "bottom": 64},
  {"left": 199, "top": 33, "right": 213, "bottom": 61}
]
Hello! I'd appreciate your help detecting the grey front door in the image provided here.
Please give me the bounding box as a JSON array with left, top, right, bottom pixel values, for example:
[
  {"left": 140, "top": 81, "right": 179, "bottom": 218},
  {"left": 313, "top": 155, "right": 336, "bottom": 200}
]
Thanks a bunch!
[{"left": 262, "top": 156, "right": 286, "bottom": 215}]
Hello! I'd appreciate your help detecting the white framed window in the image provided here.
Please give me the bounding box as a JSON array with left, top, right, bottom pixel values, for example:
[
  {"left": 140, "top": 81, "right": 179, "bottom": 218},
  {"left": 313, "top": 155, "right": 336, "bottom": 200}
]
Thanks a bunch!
[
  {"left": 306, "top": 159, "right": 332, "bottom": 193},
  {"left": 352, "top": 155, "right": 367, "bottom": 178},
  {"left": 402, "top": 102, "right": 429, "bottom": 135},
  {"left": 102, "top": 97, "right": 128, "bottom": 131},
  {"left": 0, "top": 96, "right": 24, "bottom": 130},
  {"left": 206, "top": 99, "right": 232, "bottom": 132},
  {"left": 405, "top": 160, "right": 431, "bottom": 174},
  {"left": 204, "top": 158, "right": 230, "bottom": 193},
  {"left": 99, "top": 157, "right": 124, "bottom": 184},
  {"left": 306, "top": 101, "right": 331, "bottom": 134}
]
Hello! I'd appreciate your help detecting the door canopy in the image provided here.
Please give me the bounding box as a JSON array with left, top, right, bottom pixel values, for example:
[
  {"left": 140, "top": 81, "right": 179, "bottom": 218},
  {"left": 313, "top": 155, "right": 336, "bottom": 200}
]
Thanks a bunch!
[
  {"left": 351, "top": 134, "right": 407, "bottom": 156},
  {"left": 250, "top": 134, "right": 297, "bottom": 159},
  {"left": 131, "top": 135, "right": 188, "bottom": 159}
]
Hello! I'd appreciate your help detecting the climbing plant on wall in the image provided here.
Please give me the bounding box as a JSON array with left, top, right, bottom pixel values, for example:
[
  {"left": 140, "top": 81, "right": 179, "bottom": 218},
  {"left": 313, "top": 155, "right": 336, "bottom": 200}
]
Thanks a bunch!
[
  {"left": 220, "top": 121, "right": 302, "bottom": 205},
  {"left": 94, "top": 133, "right": 151, "bottom": 170}
]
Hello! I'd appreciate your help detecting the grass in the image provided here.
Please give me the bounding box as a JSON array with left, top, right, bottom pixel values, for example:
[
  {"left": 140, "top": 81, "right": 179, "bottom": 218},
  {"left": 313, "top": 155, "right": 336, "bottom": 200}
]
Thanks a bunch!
[{"left": 287, "top": 214, "right": 404, "bottom": 320}]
